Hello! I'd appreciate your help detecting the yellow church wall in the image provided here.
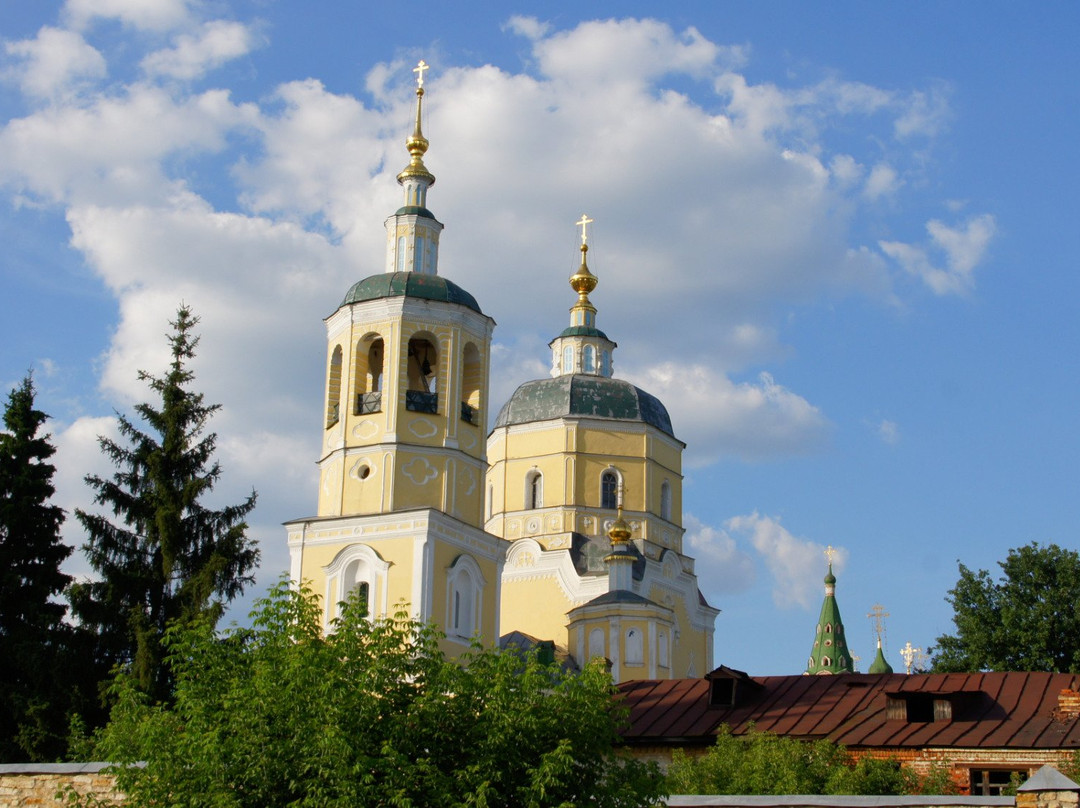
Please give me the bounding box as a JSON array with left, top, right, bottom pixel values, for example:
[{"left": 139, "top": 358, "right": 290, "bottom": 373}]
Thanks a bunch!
[
  {"left": 576, "top": 428, "right": 644, "bottom": 458},
  {"left": 500, "top": 574, "right": 577, "bottom": 647}
]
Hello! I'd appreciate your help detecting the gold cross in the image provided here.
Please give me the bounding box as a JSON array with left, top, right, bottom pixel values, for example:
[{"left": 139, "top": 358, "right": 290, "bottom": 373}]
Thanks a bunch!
[
  {"left": 867, "top": 604, "right": 889, "bottom": 642},
  {"left": 414, "top": 60, "right": 429, "bottom": 89},
  {"left": 824, "top": 545, "right": 836, "bottom": 565},
  {"left": 576, "top": 214, "right": 594, "bottom": 245}
]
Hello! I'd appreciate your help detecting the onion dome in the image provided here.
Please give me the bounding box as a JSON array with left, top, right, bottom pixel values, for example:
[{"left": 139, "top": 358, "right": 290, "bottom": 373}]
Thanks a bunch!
[{"left": 341, "top": 271, "right": 482, "bottom": 314}]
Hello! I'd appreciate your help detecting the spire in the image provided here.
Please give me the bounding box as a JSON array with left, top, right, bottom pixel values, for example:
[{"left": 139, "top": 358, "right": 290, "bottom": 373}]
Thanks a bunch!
[
  {"left": 804, "top": 547, "right": 854, "bottom": 675},
  {"left": 384, "top": 60, "right": 443, "bottom": 275},
  {"left": 548, "top": 214, "right": 617, "bottom": 377},
  {"left": 866, "top": 603, "right": 893, "bottom": 674},
  {"left": 397, "top": 59, "right": 435, "bottom": 188}
]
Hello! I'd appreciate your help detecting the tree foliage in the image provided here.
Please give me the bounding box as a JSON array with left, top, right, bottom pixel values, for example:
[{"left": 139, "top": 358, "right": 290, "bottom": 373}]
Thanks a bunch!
[
  {"left": 932, "top": 542, "right": 1080, "bottom": 673},
  {"left": 71, "top": 306, "right": 258, "bottom": 702},
  {"left": 0, "top": 374, "right": 76, "bottom": 761},
  {"left": 666, "top": 727, "right": 956, "bottom": 796},
  {"left": 85, "top": 579, "right": 665, "bottom": 808}
]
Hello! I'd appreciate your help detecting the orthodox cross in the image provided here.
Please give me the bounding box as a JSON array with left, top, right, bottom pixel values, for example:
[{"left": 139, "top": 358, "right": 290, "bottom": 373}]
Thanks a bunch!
[
  {"left": 824, "top": 545, "right": 836, "bottom": 565},
  {"left": 867, "top": 603, "right": 890, "bottom": 643},
  {"left": 576, "top": 213, "right": 594, "bottom": 245},
  {"left": 900, "top": 641, "right": 926, "bottom": 674},
  {"left": 414, "top": 60, "right": 429, "bottom": 89}
]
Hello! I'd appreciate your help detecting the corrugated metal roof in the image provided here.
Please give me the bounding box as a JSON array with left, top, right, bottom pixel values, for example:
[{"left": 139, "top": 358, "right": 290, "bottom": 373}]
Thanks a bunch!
[{"left": 618, "top": 671, "right": 1080, "bottom": 750}]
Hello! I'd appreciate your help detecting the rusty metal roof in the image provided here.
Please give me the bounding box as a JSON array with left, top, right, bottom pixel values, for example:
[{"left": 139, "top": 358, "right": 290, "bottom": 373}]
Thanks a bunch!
[{"left": 618, "top": 671, "right": 1080, "bottom": 751}]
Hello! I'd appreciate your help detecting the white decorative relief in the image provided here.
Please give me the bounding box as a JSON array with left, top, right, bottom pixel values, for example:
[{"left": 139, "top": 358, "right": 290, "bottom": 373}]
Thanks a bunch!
[
  {"left": 525, "top": 517, "right": 541, "bottom": 535},
  {"left": 407, "top": 418, "right": 438, "bottom": 439},
  {"left": 462, "top": 467, "right": 476, "bottom": 496},
  {"left": 402, "top": 456, "right": 438, "bottom": 485},
  {"left": 321, "top": 465, "right": 339, "bottom": 498},
  {"left": 348, "top": 457, "right": 376, "bottom": 480},
  {"left": 325, "top": 423, "right": 343, "bottom": 449},
  {"left": 353, "top": 420, "right": 379, "bottom": 440}
]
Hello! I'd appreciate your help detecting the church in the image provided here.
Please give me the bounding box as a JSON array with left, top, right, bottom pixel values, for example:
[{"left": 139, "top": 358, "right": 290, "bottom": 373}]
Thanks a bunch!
[{"left": 285, "top": 62, "right": 717, "bottom": 682}]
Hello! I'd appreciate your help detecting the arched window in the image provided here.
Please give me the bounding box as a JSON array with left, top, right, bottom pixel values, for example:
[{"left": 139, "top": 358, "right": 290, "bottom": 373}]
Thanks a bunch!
[
  {"left": 396, "top": 236, "right": 406, "bottom": 272},
  {"left": 822, "top": 656, "right": 832, "bottom": 667},
  {"left": 600, "top": 350, "right": 610, "bottom": 376},
  {"left": 825, "top": 623, "right": 833, "bottom": 634},
  {"left": 324, "top": 544, "right": 390, "bottom": 628},
  {"left": 658, "top": 631, "right": 669, "bottom": 668},
  {"left": 588, "top": 627, "right": 605, "bottom": 661},
  {"left": 487, "top": 484, "right": 494, "bottom": 520},
  {"left": 660, "top": 480, "right": 672, "bottom": 521},
  {"left": 563, "top": 346, "right": 574, "bottom": 374},
  {"left": 601, "top": 470, "right": 618, "bottom": 510},
  {"left": 625, "top": 628, "right": 643, "bottom": 666},
  {"left": 583, "top": 345, "right": 596, "bottom": 374},
  {"left": 406, "top": 334, "right": 438, "bottom": 413},
  {"left": 461, "top": 342, "right": 482, "bottom": 425},
  {"left": 526, "top": 470, "right": 543, "bottom": 510},
  {"left": 447, "top": 554, "right": 485, "bottom": 640},
  {"left": 353, "top": 336, "right": 384, "bottom": 415},
  {"left": 326, "top": 345, "right": 343, "bottom": 427}
]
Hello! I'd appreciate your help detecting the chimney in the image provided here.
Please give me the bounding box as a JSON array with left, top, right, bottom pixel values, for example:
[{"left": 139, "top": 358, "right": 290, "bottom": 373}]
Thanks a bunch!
[{"left": 1057, "top": 689, "right": 1080, "bottom": 720}]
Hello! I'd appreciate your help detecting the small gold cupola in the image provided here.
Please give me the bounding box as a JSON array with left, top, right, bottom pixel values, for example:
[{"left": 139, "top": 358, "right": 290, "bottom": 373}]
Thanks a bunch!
[
  {"left": 397, "top": 60, "right": 435, "bottom": 188},
  {"left": 548, "top": 214, "right": 618, "bottom": 377}
]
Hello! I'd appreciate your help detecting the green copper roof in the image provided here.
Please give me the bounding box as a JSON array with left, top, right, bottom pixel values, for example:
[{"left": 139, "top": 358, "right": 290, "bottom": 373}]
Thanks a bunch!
[
  {"left": 867, "top": 642, "right": 894, "bottom": 674},
  {"left": 805, "top": 564, "right": 854, "bottom": 675},
  {"left": 557, "top": 325, "right": 611, "bottom": 340},
  {"left": 494, "top": 374, "right": 675, "bottom": 437},
  {"left": 341, "top": 272, "right": 482, "bottom": 314},
  {"left": 393, "top": 205, "right": 437, "bottom": 220}
]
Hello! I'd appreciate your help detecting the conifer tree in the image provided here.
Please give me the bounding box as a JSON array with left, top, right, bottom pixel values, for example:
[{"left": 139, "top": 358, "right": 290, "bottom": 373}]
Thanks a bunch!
[
  {"left": 71, "top": 306, "right": 259, "bottom": 702},
  {"left": 0, "top": 374, "right": 74, "bottom": 761}
]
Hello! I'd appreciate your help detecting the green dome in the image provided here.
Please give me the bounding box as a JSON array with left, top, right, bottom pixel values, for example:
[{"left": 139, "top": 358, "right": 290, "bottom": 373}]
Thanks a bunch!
[
  {"left": 556, "top": 325, "right": 612, "bottom": 340},
  {"left": 341, "top": 272, "right": 482, "bottom": 314},
  {"left": 394, "top": 205, "right": 437, "bottom": 220},
  {"left": 494, "top": 374, "right": 675, "bottom": 437}
]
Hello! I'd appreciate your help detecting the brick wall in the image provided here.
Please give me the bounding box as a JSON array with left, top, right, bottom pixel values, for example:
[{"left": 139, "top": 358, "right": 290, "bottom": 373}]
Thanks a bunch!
[{"left": 0, "top": 764, "right": 123, "bottom": 807}]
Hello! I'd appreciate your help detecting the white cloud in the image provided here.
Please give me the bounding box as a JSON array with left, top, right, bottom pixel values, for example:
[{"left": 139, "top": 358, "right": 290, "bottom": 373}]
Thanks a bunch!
[
  {"left": 683, "top": 513, "right": 756, "bottom": 595},
  {"left": 725, "top": 512, "right": 846, "bottom": 609},
  {"left": 628, "top": 364, "right": 830, "bottom": 465},
  {"left": 504, "top": 15, "right": 551, "bottom": 41},
  {"left": 864, "top": 162, "right": 901, "bottom": 200},
  {"left": 64, "top": 0, "right": 194, "bottom": 32},
  {"left": 880, "top": 213, "right": 996, "bottom": 295},
  {"left": 141, "top": 20, "right": 261, "bottom": 80},
  {"left": 877, "top": 418, "right": 900, "bottom": 445},
  {"left": 3, "top": 26, "right": 106, "bottom": 100}
]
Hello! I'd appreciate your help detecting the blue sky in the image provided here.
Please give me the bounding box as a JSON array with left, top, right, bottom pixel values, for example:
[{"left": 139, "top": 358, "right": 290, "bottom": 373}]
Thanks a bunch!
[{"left": 1, "top": 1, "right": 1077, "bottom": 675}]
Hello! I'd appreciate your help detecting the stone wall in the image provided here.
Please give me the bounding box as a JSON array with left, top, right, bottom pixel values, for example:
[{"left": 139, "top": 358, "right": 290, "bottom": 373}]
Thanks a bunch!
[{"left": 0, "top": 763, "right": 123, "bottom": 807}]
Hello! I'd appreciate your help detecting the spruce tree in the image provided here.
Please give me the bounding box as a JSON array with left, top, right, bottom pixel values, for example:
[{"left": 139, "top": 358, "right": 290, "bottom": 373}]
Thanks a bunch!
[
  {"left": 0, "top": 374, "right": 73, "bottom": 761},
  {"left": 72, "top": 306, "right": 259, "bottom": 702}
]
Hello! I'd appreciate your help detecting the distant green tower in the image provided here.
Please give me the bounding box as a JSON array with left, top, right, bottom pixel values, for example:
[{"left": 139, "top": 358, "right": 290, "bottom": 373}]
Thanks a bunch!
[{"left": 805, "top": 549, "right": 855, "bottom": 675}]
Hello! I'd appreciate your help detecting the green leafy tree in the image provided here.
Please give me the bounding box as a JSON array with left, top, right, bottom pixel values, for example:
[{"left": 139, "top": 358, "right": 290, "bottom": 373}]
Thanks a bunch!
[
  {"left": 70, "top": 306, "right": 258, "bottom": 703},
  {"left": 666, "top": 727, "right": 955, "bottom": 796},
  {"left": 932, "top": 542, "right": 1080, "bottom": 672},
  {"left": 84, "top": 579, "right": 665, "bottom": 808},
  {"left": 0, "top": 374, "right": 76, "bottom": 761}
]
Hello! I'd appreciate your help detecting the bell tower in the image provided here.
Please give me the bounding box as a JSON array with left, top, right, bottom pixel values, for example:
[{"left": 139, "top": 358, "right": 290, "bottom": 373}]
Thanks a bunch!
[{"left": 287, "top": 62, "right": 504, "bottom": 649}]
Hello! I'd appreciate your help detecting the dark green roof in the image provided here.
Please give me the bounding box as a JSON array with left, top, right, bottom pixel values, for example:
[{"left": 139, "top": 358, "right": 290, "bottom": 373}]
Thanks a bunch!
[
  {"left": 557, "top": 325, "right": 612, "bottom": 340},
  {"left": 494, "top": 375, "right": 675, "bottom": 437},
  {"left": 581, "top": 590, "right": 659, "bottom": 608},
  {"left": 393, "top": 205, "right": 437, "bottom": 220},
  {"left": 341, "top": 272, "right": 482, "bottom": 314}
]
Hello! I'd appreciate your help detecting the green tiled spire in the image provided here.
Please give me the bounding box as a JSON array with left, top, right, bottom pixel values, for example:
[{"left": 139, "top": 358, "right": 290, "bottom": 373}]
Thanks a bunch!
[{"left": 805, "top": 559, "right": 854, "bottom": 675}]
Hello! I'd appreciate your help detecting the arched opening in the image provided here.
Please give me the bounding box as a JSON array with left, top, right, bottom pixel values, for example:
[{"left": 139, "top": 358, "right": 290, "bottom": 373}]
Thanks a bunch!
[
  {"left": 601, "top": 469, "right": 619, "bottom": 510},
  {"left": 461, "top": 342, "right": 481, "bottom": 425},
  {"left": 600, "top": 350, "right": 610, "bottom": 376},
  {"left": 525, "top": 470, "right": 543, "bottom": 510},
  {"left": 583, "top": 344, "right": 596, "bottom": 374},
  {"left": 660, "top": 480, "right": 672, "bottom": 521},
  {"left": 563, "top": 345, "right": 574, "bottom": 374},
  {"left": 588, "top": 627, "right": 605, "bottom": 661},
  {"left": 354, "top": 335, "right": 384, "bottom": 415},
  {"left": 326, "top": 345, "right": 343, "bottom": 427},
  {"left": 625, "top": 628, "right": 643, "bottom": 665},
  {"left": 342, "top": 560, "right": 370, "bottom": 618},
  {"left": 406, "top": 334, "right": 438, "bottom": 413},
  {"left": 447, "top": 554, "right": 484, "bottom": 640}
]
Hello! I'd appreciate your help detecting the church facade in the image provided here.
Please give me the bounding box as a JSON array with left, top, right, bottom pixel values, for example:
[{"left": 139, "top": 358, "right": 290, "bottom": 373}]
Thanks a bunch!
[{"left": 286, "top": 62, "right": 717, "bottom": 679}]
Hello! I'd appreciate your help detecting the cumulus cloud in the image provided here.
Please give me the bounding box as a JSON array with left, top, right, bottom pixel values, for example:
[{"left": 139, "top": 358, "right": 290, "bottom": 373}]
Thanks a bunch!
[
  {"left": 141, "top": 20, "right": 261, "bottom": 80},
  {"left": 683, "top": 513, "right": 756, "bottom": 595},
  {"left": 3, "top": 27, "right": 106, "bottom": 100},
  {"left": 627, "top": 363, "right": 830, "bottom": 465},
  {"left": 64, "top": 0, "right": 194, "bottom": 32},
  {"left": 725, "top": 512, "right": 846, "bottom": 609},
  {"left": 880, "top": 214, "right": 996, "bottom": 295},
  {"left": 0, "top": 13, "right": 973, "bottom": 595},
  {"left": 864, "top": 163, "right": 901, "bottom": 200}
]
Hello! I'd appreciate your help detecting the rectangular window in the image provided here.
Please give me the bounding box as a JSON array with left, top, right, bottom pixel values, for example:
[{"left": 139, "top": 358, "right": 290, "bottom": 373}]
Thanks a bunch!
[{"left": 970, "top": 769, "right": 1026, "bottom": 796}]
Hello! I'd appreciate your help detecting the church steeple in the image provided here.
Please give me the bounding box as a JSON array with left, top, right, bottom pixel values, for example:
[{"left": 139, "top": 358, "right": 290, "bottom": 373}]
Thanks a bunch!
[
  {"left": 549, "top": 215, "right": 618, "bottom": 377},
  {"left": 385, "top": 60, "right": 443, "bottom": 275},
  {"left": 805, "top": 548, "right": 855, "bottom": 675}
]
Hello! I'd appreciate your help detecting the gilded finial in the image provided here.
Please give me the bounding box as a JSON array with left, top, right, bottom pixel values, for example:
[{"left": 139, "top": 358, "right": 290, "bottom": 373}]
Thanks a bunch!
[
  {"left": 569, "top": 213, "right": 598, "bottom": 300},
  {"left": 608, "top": 505, "right": 632, "bottom": 545},
  {"left": 398, "top": 60, "right": 435, "bottom": 186}
]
